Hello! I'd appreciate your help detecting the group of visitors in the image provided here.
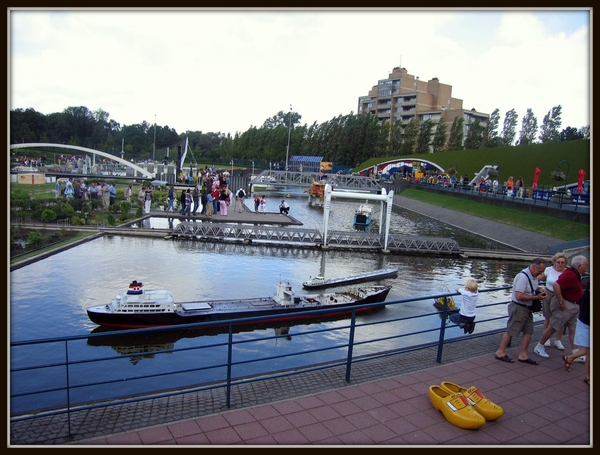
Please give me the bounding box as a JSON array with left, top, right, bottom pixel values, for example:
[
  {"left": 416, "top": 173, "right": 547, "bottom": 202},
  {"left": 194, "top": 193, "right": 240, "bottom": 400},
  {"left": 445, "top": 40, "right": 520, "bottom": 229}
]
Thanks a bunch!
[{"left": 492, "top": 255, "right": 590, "bottom": 385}]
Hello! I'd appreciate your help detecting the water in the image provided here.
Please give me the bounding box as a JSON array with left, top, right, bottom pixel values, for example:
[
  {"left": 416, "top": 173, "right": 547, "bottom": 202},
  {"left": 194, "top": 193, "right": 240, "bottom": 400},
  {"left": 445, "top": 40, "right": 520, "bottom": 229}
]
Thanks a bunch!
[{"left": 10, "top": 187, "right": 528, "bottom": 414}]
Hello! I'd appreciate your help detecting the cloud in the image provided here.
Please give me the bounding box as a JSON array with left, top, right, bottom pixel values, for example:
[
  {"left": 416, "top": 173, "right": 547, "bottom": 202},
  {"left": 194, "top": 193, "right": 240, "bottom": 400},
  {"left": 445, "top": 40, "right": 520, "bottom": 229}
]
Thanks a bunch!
[{"left": 9, "top": 8, "right": 590, "bottom": 137}]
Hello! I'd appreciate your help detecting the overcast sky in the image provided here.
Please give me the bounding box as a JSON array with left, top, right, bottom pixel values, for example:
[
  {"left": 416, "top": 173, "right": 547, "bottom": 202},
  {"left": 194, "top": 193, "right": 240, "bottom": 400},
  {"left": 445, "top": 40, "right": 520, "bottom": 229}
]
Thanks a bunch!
[{"left": 9, "top": 8, "right": 590, "bottom": 138}]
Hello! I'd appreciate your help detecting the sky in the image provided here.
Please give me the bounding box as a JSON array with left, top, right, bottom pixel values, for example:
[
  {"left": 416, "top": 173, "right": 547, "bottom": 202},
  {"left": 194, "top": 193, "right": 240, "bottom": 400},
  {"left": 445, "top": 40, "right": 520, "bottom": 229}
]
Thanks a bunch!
[{"left": 9, "top": 8, "right": 591, "bottom": 138}]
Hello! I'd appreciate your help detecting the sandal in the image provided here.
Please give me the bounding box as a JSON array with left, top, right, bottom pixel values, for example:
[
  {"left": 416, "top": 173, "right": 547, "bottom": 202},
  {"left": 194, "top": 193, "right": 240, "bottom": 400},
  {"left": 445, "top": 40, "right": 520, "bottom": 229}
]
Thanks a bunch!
[
  {"left": 562, "top": 355, "right": 572, "bottom": 372},
  {"left": 584, "top": 377, "right": 590, "bottom": 385}
]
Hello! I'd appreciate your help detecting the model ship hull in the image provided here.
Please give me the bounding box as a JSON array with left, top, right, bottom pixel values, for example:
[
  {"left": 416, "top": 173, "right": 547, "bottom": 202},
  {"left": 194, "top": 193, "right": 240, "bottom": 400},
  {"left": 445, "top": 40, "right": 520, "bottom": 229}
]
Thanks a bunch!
[
  {"left": 302, "top": 268, "right": 398, "bottom": 289},
  {"left": 87, "top": 281, "right": 392, "bottom": 329}
]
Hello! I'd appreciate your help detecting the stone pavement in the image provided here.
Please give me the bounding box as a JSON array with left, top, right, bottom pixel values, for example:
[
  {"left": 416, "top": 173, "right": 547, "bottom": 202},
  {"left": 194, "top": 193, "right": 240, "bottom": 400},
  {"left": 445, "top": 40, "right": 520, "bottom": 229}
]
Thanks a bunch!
[{"left": 9, "top": 324, "right": 590, "bottom": 446}]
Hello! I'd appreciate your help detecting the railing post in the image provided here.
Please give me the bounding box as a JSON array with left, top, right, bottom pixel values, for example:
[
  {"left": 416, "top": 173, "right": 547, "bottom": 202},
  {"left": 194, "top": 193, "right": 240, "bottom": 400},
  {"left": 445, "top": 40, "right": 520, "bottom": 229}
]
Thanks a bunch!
[
  {"left": 345, "top": 311, "right": 357, "bottom": 383},
  {"left": 226, "top": 324, "right": 233, "bottom": 408},
  {"left": 436, "top": 297, "right": 450, "bottom": 363},
  {"left": 65, "top": 340, "right": 73, "bottom": 439}
]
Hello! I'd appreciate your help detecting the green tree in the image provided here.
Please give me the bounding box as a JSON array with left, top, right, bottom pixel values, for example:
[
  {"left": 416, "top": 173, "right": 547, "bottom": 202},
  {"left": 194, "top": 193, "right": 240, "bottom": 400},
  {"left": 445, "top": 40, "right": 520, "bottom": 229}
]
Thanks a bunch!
[
  {"left": 482, "top": 108, "right": 500, "bottom": 148},
  {"left": 538, "top": 105, "right": 562, "bottom": 143},
  {"left": 447, "top": 116, "right": 464, "bottom": 151},
  {"left": 431, "top": 120, "right": 447, "bottom": 153},
  {"left": 464, "top": 118, "right": 485, "bottom": 150},
  {"left": 517, "top": 108, "right": 538, "bottom": 146},
  {"left": 501, "top": 108, "right": 518, "bottom": 146},
  {"left": 399, "top": 118, "right": 418, "bottom": 155},
  {"left": 415, "top": 119, "right": 434, "bottom": 154}
]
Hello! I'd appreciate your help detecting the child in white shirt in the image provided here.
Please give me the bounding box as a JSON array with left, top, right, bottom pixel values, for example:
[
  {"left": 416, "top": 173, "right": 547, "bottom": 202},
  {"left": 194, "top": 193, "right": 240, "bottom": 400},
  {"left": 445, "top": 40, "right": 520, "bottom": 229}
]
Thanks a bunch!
[{"left": 450, "top": 278, "right": 479, "bottom": 334}]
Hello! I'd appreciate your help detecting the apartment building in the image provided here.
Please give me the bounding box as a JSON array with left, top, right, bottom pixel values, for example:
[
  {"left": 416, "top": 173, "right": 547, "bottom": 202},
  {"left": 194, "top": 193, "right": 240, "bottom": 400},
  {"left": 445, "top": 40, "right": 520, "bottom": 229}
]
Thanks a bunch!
[{"left": 357, "top": 67, "right": 489, "bottom": 149}]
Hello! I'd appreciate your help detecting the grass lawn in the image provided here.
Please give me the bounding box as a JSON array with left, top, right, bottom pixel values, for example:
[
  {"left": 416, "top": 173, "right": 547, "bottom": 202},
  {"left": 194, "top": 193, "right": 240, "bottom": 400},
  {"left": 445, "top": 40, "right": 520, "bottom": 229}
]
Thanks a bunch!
[{"left": 399, "top": 188, "right": 589, "bottom": 242}]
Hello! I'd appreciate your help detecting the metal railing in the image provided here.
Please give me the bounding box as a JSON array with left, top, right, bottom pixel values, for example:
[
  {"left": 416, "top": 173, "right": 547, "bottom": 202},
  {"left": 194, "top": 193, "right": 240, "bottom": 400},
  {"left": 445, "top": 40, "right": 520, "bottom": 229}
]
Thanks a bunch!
[{"left": 10, "top": 286, "right": 518, "bottom": 437}]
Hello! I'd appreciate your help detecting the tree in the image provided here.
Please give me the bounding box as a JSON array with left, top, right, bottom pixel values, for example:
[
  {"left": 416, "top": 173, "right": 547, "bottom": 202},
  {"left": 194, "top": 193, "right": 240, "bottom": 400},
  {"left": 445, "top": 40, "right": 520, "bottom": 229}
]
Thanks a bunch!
[
  {"left": 431, "top": 120, "right": 447, "bottom": 153},
  {"left": 446, "top": 116, "right": 464, "bottom": 151},
  {"left": 500, "top": 108, "right": 518, "bottom": 146},
  {"left": 399, "top": 118, "right": 418, "bottom": 155},
  {"left": 559, "top": 126, "right": 585, "bottom": 141},
  {"left": 415, "top": 119, "right": 434, "bottom": 154},
  {"left": 464, "top": 118, "right": 485, "bottom": 150},
  {"left": 517, "top": 108, "right": 538, "bottom": 146},
  {"left": 482, "top": 108, "right": 500, "bottom": 148},
  {"left": 538, "top": 105, "right": 562, "bottom": 143}
]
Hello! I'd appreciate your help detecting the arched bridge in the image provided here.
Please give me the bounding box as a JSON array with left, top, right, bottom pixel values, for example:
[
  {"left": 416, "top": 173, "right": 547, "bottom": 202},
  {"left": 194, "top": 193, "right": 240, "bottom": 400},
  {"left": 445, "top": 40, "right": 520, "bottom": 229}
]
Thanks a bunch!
[{"left": 10, "top": 143, "right": 154, "bottom": 178}]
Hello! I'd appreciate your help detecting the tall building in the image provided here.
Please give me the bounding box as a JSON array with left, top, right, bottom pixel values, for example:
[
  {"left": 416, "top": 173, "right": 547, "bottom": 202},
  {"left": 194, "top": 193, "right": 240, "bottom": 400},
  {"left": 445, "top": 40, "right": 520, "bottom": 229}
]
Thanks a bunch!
[{"left": 357, "top": 67, "right": 489, "bottom": 150}]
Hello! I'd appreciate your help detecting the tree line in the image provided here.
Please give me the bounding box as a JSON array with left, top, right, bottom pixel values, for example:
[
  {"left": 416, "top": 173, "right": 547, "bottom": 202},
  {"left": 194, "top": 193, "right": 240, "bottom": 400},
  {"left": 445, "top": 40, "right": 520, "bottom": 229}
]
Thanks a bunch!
[{"left": 10, "top": 105, "right": 589, "bottom": 168}]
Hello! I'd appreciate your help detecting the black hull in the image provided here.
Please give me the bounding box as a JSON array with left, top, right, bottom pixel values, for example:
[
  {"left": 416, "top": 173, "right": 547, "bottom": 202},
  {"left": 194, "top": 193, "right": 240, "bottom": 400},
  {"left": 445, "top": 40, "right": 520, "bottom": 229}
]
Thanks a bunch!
[
  {"left": 87, "top": 288, "right": 391, "bottom": 329},
  {"left": 303, "top": 269, "right": 398, "bottom": 289}
]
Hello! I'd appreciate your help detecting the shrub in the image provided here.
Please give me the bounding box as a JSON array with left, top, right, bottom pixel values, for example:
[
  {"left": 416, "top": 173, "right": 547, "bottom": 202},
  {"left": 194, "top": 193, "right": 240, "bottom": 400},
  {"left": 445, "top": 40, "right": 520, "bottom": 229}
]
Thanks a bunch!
[
  {"left": 27, "top": 231, "right": 45, "bottom": 249},
  {"left": 107, "top": 213, "right": 116, "bottom": 226},
  {"left": 41, "top": 209, "right": 58, "bottom": 223}
]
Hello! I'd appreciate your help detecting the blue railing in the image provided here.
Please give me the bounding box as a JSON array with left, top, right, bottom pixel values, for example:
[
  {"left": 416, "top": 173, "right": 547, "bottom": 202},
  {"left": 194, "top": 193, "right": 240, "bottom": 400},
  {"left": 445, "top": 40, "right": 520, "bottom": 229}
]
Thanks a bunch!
[
  {"left": 408, "top": 179, "right": 590, "bottom": 211},
  {"left": 11, "top": 286, "right": 521, "bottom": 437}
]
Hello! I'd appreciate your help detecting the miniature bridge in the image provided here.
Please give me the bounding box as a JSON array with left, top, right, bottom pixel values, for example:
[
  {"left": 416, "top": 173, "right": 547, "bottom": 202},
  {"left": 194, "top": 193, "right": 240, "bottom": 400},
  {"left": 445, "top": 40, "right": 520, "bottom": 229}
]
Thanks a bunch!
[
  {"left": 250, "top": 170, "right": 383, "bottom": 191},
  {"left": 170, "top": 222, "right": 461, "bottom": 254}
]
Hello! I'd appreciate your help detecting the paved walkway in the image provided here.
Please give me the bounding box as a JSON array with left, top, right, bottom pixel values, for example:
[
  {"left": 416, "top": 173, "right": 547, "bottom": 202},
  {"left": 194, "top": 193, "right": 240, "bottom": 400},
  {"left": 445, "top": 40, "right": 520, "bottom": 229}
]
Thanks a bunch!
[{"left": 10, "top": 324, "right": 590, "bottom": 446}]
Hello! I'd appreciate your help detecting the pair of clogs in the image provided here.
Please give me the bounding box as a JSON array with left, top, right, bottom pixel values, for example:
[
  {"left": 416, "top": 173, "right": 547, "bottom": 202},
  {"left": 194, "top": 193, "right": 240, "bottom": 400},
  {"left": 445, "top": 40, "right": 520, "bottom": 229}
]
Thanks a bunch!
[{"left": 428, "top": 381, "right": 504, "bottom": 430}]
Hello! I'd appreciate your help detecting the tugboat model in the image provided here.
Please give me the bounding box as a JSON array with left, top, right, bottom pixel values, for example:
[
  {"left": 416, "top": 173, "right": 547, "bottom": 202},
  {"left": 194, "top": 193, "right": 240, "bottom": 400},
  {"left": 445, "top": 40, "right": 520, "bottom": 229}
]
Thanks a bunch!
[
  {"left": 353, "top": 200, "right": 373, "bottom": 230},
  {"left": 86, "top": 280, "right": 392, "bottom": 329}
]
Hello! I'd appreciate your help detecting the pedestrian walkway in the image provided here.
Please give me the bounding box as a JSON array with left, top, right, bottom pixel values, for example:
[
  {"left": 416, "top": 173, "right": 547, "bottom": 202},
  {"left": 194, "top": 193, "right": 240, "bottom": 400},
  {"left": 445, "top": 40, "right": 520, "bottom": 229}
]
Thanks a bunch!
[
  {"left": 10, "top": 325, "right": 590, "bottom": 446},
  {"left": 392, "top": 194, "right": 568, "bottom": 255}
]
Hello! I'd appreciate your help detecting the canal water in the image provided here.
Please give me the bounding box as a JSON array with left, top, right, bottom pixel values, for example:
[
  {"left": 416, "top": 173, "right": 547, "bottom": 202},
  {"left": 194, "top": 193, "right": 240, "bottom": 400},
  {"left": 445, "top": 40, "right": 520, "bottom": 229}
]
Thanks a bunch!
[{"left": 10, "top": 187, "right": 529, "bottom": 414}]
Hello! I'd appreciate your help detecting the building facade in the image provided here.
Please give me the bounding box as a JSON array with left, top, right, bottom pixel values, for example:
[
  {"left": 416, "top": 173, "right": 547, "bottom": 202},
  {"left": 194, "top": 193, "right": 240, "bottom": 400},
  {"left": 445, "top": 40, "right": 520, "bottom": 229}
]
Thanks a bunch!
[{"left": 358, "top": 67, "right": 489, "bottom": 150}]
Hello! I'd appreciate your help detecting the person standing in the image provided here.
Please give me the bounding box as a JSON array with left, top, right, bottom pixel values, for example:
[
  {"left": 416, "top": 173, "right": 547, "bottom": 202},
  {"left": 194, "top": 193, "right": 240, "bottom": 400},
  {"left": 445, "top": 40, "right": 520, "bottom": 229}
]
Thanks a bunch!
[
  {"left": 259, "top": 195, "right": 267, "bottom": 214},
  {"left": 200, "top": 189, "right": 208, "bottom": 215},
  {"left": 494, "top": 257, "right": 547, "bottom": 365},
  {"left": 538, "top": 253, "right": 568, "bottom": 350},
  {"left": 211, "top": 186, "right": 220, "bottom": 214},
  {"left": 101, "top": 181, "right": 111, "bottom": 210},
  {"left": 166, "top": 186, "right": 176, "bottom": 212},
  {"left": 124, "top": 183, "right": 133, "bottom": 204},
  {"left": 235, "top": 187, "right": 246, "bottom": 213},
  {"left": 179, "top": 188, "right": 187, "bottom": 215},
  {"left": 191, "top": 184, "right": 200, "bottom": 215},
  {"left": 143, "top": 186, "right": 153, "bottom": 214},
  {"left": 137, "top": 186, "right": 145, "bottom": 208},
  {"left": 533, "top": 255, "right": 589, "bottom": 358},
  {"left": 254, "top": 195, "right": 260, "bottom": 214},
  {"left": 183, "top": 189, "right": 192, "bottom": 216},
  {"left": 109, "top": 183, "right": 117, "bottom": 206},
  {"left": 561, "top": 275, "right": 590, "bottom": 385},
  {"left": 54, "top": 181, "right": 61, "bottom": 198},
  {"left": 218, "top": 187, "right": 229, "bottom": 216},
  {"left": 205, "top": 190, "right": 213, "bottom": 216},
  {"left": 516, "top": 177, "right": 524, "bottom": 198}
]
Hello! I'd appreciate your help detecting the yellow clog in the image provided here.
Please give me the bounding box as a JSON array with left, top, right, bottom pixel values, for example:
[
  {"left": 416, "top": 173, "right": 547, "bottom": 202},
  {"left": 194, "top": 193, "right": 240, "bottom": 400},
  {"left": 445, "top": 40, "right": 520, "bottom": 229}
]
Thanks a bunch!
[
  {"left": 440, "top": 381, "right": 504, "bottom": 421},
  {"left": 428, "top": 385, "right": 485, "bottom": 429}
]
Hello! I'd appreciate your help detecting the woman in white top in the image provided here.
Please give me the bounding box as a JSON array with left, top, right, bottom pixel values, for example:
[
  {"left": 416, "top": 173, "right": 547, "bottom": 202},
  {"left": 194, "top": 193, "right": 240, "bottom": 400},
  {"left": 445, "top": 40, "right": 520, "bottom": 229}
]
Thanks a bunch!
[{"left": 539, "top": 252, "right": 568, "bottom": 349}]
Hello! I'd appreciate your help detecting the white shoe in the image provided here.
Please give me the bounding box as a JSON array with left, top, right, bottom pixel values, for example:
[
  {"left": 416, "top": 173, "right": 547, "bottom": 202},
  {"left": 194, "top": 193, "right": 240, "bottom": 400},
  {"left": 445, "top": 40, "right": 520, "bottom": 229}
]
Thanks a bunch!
[
  {"left": 574, "top": 355, "right": 586, "bottom": 363},
  {"left": 544, "top": 339, "right": 551, "bottom": 347},
  {"left": 554, "top": 340, "right": 565, "bottom": 350},
  {"left": 534, "top": 344, "right": 549, "bottom": 358}
]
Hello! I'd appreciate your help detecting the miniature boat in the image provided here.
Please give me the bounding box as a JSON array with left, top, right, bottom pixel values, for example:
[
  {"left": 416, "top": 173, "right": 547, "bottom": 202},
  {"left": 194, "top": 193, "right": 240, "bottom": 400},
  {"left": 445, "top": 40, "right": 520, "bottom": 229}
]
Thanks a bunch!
[
  {"left": 353, "top": 200, "right": 373, "bottom": 230},
  {"left": 302, "top": 267, "right": 398, "bottom": 289},
  {"left": 86, "top": 280, "right": 392, "bottom": 329},
  {"left": 433, "top": 295, "right": 458, "bottom": 313}
]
